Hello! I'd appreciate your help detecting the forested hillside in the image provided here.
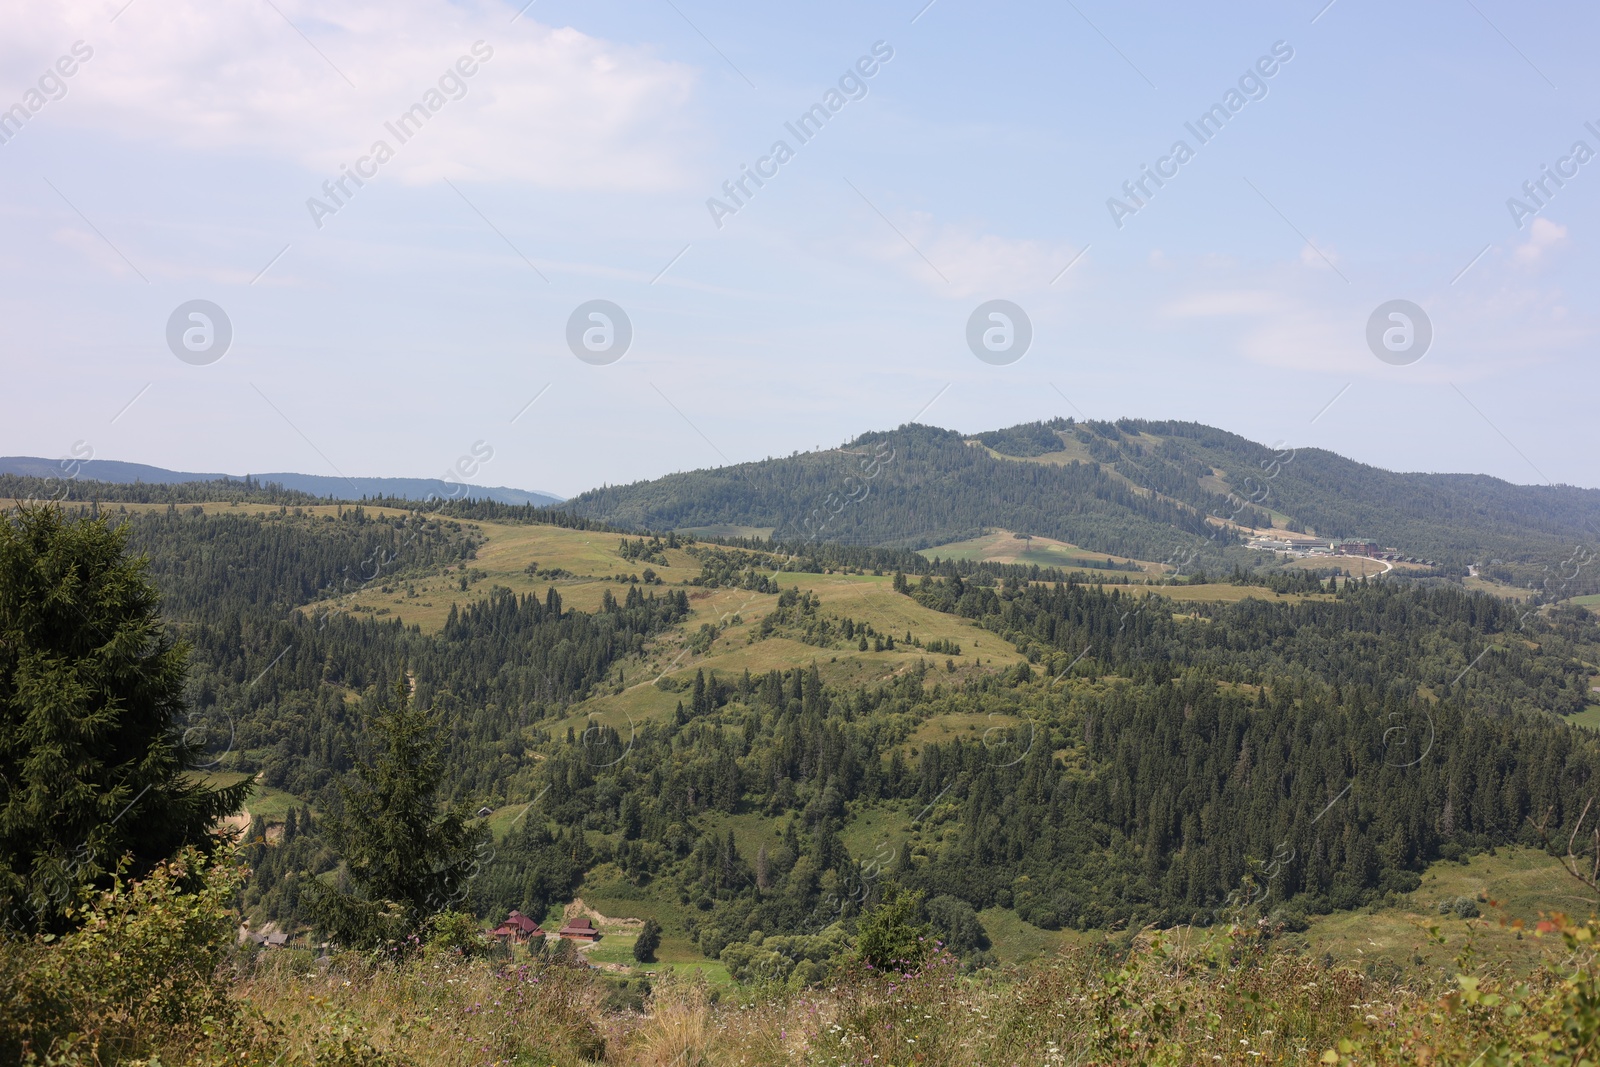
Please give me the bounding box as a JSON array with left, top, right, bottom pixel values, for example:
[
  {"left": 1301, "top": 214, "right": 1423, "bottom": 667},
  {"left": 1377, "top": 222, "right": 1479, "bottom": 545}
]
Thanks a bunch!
[
  {"left": 565, "top": 424, "right": 1236, "bottom": 564},
  {"left": 18, "top": 497, "right": 1589, "bottom": 967},
  {"left": 1095, "top": 418, "right": 1600, "bottom": 575},
  {"left": 0, "top": 458, "right": 563, "bottom": 507},
  {"left": 563, "top": 418, "right": 1600, "bottom": 581},
  {"left": 10, "top": 488, "right": 1600, "bottom": 1065}
]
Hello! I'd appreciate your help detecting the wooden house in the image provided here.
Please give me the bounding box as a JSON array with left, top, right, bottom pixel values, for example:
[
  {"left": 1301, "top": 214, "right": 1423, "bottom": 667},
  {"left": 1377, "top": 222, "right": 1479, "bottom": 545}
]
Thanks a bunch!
[
  {"left": 557, "top": 916, "right": 600, "bottom": 942},
  {"left": 490, "top": 910, "right": 544, "bottom": 945}
]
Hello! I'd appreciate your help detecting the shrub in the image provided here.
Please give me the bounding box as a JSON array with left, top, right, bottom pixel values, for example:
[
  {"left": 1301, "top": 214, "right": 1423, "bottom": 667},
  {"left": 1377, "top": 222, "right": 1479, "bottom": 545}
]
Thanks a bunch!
[
  {"left": 0, "top": 845, "right": 244, "bottom": 1064},
  {"left": 422, "top": 910, "right": 489, "bottom": 959},
  {"left": 852, "top": 885, "right": 932, "bottom": 973},
  {"left": 926, "top": 893, "right": 990, "bottom": 958}
]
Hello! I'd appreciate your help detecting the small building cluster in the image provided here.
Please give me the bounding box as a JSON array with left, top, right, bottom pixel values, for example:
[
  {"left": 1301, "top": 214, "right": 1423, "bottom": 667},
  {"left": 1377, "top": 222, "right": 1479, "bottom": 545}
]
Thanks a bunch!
[
  {"left": 488, "top": 910, "right": 603, "bottom": 945},
  {"left": 1246, "top": 535, "right": 1435, "bottom": 567},
  {"left": 240, "top": 923, "right": 290, "bottom": 949}
]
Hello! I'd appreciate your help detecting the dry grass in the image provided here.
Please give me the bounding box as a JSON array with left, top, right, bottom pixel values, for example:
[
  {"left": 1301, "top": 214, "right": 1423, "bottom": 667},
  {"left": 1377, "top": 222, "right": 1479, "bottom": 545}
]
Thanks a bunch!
[
  {"left": 237, "top": 951, "right": 609, "bottom": 1065},
  {"left": 624, "top": 976, "right": 714, "bottom": 1067}
]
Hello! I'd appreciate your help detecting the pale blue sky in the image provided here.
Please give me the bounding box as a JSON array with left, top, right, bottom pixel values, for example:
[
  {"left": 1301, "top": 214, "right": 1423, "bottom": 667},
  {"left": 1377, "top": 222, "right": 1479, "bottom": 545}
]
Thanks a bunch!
[{"left": 1, "top": 0, "right": 1593, "bottom": 498}]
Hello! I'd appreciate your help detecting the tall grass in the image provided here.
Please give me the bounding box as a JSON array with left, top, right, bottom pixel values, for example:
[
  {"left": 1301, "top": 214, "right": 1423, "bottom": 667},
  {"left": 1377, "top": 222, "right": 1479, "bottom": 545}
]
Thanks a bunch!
[{"left": 8, "top": 848, "right": 1600, "bottom": 1066}]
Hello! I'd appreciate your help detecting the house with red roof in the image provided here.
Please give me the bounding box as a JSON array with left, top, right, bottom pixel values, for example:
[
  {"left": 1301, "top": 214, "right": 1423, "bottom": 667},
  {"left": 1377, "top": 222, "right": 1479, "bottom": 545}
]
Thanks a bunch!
[
  {"left": 557, "top": 916, "right": 600, "bottom": 942},
  {"left": 489, "top": 910, "right": 544, "bottom": 945}
]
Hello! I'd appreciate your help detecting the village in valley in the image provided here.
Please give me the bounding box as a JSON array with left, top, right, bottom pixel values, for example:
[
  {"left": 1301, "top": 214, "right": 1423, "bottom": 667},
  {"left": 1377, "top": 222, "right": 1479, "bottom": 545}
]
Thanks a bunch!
[{"left": 1245, "top": 531, "right": 1437, "bottom": 569}]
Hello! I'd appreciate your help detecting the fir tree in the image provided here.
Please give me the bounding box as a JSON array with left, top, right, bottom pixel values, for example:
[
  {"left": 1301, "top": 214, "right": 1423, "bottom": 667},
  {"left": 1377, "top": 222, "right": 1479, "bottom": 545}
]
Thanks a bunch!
[
  {"left": 633, "top": 917, "right": 662, "bottom": 962},
  {"left": 0, "top": 506, "right": 248, "bottom": 933},
  {"left": 306, "top": 675, "right": 484, "bottom": 951}
]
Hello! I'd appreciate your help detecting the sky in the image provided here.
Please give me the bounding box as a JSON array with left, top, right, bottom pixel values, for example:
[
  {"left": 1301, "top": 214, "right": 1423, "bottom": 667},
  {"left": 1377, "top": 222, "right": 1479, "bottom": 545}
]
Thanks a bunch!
[{"left": 0, "top": 0, "right": 1594, "bottom": 500}]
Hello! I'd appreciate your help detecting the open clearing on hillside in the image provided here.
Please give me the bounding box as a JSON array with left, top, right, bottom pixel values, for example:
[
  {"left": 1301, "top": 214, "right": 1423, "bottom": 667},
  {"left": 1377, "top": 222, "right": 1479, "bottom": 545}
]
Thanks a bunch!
[
  {"left": 966, "top": 432, "right": 1098, "bottom": 468},
  {"left": 1298, "top": 846, "right": 1594, "bottom": 975},
  {"left": 1153, "top": 584, "right": 1331, "bottom": 606},
  {"left": 1466, "top": 575, "right": 1535, "bottom": 601},
  {"left": 919, "top": 528, "right": 1159, "bottom": 573},
  {"left": 676, "top": 524, "right": 774, "bottom": 540},
  {"left": 302, "top": 521, "right": 1025, "bottom": 735},
  {"left": 298, "top": 519, "right": 705, "bottom": 631},
  {"left": 557, "top": 570, "right": 1021, "bottom": 736},
  {"left": 1565, "top": 704, "right": 1600, "bottom": 731},
  {"left": 199, "top": 772, "right": 305, "bottom": 824}
]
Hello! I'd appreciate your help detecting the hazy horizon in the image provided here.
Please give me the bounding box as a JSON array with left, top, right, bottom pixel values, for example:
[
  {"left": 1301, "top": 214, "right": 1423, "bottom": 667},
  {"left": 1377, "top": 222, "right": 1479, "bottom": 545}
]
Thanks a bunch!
[
  {"left": 9, "top": 408, "right": 1598, "bottom": 501},
  {"left": 3, "top": 0, "right": 1593, "bottom": 498}
]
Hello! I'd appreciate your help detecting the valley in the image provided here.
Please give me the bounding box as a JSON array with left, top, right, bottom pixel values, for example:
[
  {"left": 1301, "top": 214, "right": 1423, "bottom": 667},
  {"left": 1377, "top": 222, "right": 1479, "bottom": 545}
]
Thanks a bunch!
[
  {"left": 6, "top": 415, "right": 1600, "bottom": 1064},
  {"left": 11, "top": 12, "right": 1600, "bottom": 1057}
]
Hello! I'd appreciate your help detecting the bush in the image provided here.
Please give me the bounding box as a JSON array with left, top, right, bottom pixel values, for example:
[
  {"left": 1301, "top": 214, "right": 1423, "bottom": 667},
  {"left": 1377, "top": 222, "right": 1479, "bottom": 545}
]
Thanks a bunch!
[
  {"left": 852, "top": 886, "right": 932, "bottom": 973},
  {"left": 719, "top": 927, "right": 846, "bottom": 986},
  {"left": 0, "top": 845, "right": 245, "bottom": 1064},
  {"left": 926, "top": 894, "right": 990, "bottom": 958},
  {"left": 423, "top": 910, "right": 489, "bottom": 959}
]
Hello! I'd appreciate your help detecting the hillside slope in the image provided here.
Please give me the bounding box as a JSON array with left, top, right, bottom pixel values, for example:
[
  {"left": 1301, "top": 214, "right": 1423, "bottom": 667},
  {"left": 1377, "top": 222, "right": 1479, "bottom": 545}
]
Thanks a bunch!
[
  {"left": 565, "top": 418, "right": 1600, "bottom": 573},
  {"left": 564, "top": 424, "right": 1237, "bottom": 566},
  {"left": 1094, "top": 418, "right": 1600, "bottom": 569}
]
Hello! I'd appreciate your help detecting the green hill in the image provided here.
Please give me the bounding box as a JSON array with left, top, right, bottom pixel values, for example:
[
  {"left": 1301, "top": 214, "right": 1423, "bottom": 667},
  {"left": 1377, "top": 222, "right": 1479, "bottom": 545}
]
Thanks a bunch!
[
  {"left": 563, "top": 418, "right": 1600, "bottom": 585},
  {"left": 564, "top": 423, "right": 1235, "bottom": 567},
  {"left": 35, "top": 498, "right": 1594, "bottom": 958}
]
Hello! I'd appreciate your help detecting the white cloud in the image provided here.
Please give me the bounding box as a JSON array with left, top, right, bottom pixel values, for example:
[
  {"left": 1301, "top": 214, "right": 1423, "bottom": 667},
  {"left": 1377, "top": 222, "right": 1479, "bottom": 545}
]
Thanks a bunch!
[
  {"left": 1513, "top": 217, "right": 1568, "bottom": 265},
  {"left": 1, "top": 0, "right": 701, "bottom": 190},
  {"left": 1162, "top": 267, "right": 1591, "bottom": 380},
  {"left": 855, "top": 212, "right": 1083, "bottom": 297},
  {"left": 1298, "top": 241, "right": 1341, "bottom": 271}
]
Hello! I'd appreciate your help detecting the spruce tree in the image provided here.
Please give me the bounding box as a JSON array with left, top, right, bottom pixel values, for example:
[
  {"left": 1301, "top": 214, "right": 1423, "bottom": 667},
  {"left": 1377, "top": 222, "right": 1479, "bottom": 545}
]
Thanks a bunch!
[
  {"left": 0, "top": 505, "right": 248, "bottom": 932},
  {"left": 692, "top": 669, "right": 708, "bottom": 716},
  {"left": 633, "top": 916, "right": 661, "bottom": 962},
  {"left": 853, "top": 885, "right": 932, "bottom": 972},
  {"left": 306, "top": 675, "right": 483, "bottom": 950}
]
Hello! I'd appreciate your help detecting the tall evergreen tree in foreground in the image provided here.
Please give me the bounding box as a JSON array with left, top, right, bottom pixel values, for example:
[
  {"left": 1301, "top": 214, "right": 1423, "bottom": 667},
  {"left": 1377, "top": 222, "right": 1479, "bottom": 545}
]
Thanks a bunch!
[
  {"left": 308, "top": 675, "right": 484, "bottom": 951},
  {"left": 0, "top": 505, "right": 248, "bottom": 933}
]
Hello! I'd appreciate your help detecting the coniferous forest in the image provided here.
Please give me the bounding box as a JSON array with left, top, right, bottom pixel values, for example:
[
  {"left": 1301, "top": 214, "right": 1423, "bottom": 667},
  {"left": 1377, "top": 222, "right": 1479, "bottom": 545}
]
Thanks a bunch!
[
  {"left": 7, "top": 454, "right": 1600, "bottom": 1063},
  {"left": 14, "top": 7, "right": 1600, "bottom": 1057},
  {"left": 8, "top": 498, "right": 1593, "bottom": 954}
]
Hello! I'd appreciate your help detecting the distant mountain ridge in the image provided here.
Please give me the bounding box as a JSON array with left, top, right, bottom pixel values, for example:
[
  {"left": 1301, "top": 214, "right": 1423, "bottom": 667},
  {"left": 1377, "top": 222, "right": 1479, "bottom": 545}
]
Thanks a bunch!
[
  {"left": 11, "top": 415, "right": 1597, "bottom": 578},
  {"left": 0, "top": 457, "right": 564, "bottom": 508},
  {"left": 565, "top": 423, "right": 1249, "bottom": 567},
  {"left": 562, "top": 418, "right": 1600, "bottom": 574}
]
